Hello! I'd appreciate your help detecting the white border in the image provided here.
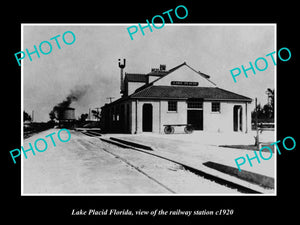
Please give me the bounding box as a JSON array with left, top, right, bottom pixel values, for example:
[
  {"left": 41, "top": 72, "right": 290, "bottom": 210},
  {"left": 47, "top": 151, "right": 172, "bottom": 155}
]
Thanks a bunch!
[
  {"left": 21, "top": 24, "right": 24, "bottom": 195},
  {"left": 274, "top": 24, "right": 277, "bottom": 196},
  {"left": 21, "top": 23, "right": 277, "bottom": 196}
]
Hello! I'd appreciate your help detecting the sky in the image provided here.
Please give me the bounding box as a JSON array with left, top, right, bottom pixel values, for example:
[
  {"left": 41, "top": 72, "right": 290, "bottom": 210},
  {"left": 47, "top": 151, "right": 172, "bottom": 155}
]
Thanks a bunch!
[{"left": 23, "top": 24, "right": 275, "bottom": 122}]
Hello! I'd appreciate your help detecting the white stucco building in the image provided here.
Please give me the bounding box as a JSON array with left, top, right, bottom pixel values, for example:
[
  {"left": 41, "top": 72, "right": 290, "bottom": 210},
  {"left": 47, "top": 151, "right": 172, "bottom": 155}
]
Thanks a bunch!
[{"left": 101, "top": 62, "right": 252, "bottom": 134}]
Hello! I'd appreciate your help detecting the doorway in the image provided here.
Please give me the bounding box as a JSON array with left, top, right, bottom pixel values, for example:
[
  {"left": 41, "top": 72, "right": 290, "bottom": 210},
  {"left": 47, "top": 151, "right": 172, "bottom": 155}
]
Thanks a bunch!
[
  {"left": 142, "top": 104, "right": 153, "bottom": 132},
  {"left": 233, "top": 105, "right": 242, "bottom": 132},
  {"left": 187, "top": 99, "right": 203, "bottom": 130},
  {"left": 187, "top": 110, "right": 203, "bottom": 130}
]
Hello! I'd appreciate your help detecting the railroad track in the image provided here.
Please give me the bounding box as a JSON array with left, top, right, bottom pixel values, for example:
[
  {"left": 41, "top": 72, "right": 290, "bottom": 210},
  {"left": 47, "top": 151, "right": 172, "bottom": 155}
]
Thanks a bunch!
[
  {"left": 81, "top": 131, "right": 267, "bottom": 194},
  {"left": 81, "top": 131, "right": 177, "bottom": 193},
  {"left": 80, "top": 129, "right": 102, "bottom": 137},
  {"left": 100, "top": 147, "right": 176, "bottom": 193}
]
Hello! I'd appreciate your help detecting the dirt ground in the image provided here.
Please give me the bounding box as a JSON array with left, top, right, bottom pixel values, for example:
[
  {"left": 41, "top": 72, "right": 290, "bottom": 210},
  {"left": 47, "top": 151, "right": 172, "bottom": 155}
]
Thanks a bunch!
[
  {"left": 22, "top": 129, "right": 240, "bottom": 195},
  {"left": 111, "top": 130, "right": 276, "bottom": 178}
]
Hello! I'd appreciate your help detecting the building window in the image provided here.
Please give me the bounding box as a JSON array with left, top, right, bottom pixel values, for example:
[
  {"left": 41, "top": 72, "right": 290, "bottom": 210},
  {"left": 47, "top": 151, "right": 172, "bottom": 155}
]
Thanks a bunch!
[
  {"left": 116, "top": 105, "right": 120, "bottom": 121},
  {"left": 211, "top": 102, "right": 220, "bottom": 112},
  {"left": 112, "top": 108, "right": 115, "bottom": 121},
  {"left": 168, "top": 101, "right": 177, "bottom": 112}
]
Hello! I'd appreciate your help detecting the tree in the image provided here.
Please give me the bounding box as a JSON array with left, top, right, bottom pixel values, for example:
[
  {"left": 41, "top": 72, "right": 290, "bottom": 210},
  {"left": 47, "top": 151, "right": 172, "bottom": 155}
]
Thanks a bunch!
[
  {"left": 252, "top": 103, "right": 262, "bottom": 119},
  {"left": 265, "top": 88, "right": 274, "bottom": 117},
  {"left": 266, "top": 88, "right": 274, "bottom": 104},
  {"left": 251, "top": 88, "right": 275, "bottom": 123},
  {"left": 24, "top": 111, "right": 32, "bottom": 122},
  {"left": 263, "top": 104, "right": 273, "bottom": 119},
  {"left": 79, "top": 113, "right": 88, "bottom": 122},
  {"left": 49, "top": 110, "right": 56, "bottom": 121}
]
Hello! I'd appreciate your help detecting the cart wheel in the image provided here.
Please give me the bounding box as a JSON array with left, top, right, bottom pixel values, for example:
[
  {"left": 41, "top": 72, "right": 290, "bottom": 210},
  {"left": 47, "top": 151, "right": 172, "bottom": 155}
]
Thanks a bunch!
[
  {"left": 184, "top": 125, "right": 194, "bottom": 134},
  {"left": 164, "top": 126, "right": 174, "bottom": 134}
]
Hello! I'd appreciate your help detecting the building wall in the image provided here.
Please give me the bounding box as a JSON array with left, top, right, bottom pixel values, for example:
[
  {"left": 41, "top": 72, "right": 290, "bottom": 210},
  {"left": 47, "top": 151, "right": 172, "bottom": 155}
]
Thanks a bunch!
[
  {"left": 104, "top": 99, "right": 252, "bottom": 134},
  {"left": 148, "top": 75, "right": 161, "bottom": 83},
  {"left": 133, "top": 100, "right": 189, "bottom": 134},
  {"left": 101, "top": 100, "right": 132, "bottom": 133},
  {"left": 141, "top": 100, "right": 251, "bottom": 134},
  {"left": 203, "top": 101, "right": 251, "bottom": 133},
  {"left": 204, "top": 102, "right": 232, "bottom": 132},
  {"left": 133, "top": 100, "right": 160, "bottom": 133},
  {"left": 160, "top": 100, "right": 187, "bottom": 133},
  {"left": 128, "top": 82, "right": 145, "bottom": 96},
  {"left": 154, "top": 65, "right": 216, "bottom": 87},
  {"left": 246, "top": 102, "right": 252, "bottom": 133},
  {"left": 131, "top": 100, "right": 137, "bottom": 134}
]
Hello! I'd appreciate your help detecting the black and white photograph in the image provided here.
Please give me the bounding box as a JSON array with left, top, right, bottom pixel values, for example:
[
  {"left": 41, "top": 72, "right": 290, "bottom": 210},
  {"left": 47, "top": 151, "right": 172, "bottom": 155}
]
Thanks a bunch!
[
  {"left": 21, "top": 24, "right": 275, "bottom": 195},
  {"left": 4, "top": 1, "right": 298, "bottom": 224}
]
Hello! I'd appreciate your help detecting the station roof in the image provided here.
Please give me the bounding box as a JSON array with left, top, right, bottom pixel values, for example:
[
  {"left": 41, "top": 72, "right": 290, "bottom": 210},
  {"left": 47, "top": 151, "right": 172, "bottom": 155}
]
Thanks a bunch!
[
  {"left": 130, "top": 85, "right": 252, "bottom": 102},
  {"left": 124, "top": 73, "right": 148, "bottom": 82},
  {"left": 102, "top": 62, "right": 251, "bottom": 108},
  {"left": 124, "top": 62, "right": 210, "bottom": 84}
]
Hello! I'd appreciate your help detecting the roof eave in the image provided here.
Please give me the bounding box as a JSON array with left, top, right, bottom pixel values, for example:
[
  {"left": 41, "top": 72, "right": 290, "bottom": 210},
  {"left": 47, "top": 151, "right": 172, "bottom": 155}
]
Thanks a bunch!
[{"left": 130, "top": 96, "right": 252, "bottom": 102}]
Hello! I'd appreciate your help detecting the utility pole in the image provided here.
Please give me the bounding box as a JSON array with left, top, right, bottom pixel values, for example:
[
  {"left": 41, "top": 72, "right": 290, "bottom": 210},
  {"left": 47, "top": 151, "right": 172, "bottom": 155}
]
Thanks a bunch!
[{"left": 255, "top": 98, "right": 259, "bottom": 148}]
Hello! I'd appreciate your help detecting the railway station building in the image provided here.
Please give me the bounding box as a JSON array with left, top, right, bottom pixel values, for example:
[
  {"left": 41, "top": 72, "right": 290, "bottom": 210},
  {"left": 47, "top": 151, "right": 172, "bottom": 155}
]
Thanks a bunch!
[{"left": 100, "top": 61, "right": 252, "bottom": 134}]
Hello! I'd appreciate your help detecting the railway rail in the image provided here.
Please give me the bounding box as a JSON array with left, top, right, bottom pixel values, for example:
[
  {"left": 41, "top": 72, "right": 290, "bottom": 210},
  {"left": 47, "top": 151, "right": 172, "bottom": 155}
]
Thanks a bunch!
[{"left": 81, "top": 130, "right": 264, "bottom": 194}]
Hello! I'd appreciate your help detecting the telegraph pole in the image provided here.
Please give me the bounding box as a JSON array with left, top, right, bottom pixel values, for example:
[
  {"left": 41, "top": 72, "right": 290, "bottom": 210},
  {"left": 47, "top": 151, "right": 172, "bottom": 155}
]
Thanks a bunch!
[{"left": 255, "top": 98, "right": 259, "bottom": 148}]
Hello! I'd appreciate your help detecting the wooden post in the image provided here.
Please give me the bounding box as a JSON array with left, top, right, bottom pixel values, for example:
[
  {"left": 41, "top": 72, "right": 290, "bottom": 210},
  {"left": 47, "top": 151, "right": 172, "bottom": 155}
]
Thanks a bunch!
[{"left": 255, "top": 98, "right": 259, "bottom": 148}]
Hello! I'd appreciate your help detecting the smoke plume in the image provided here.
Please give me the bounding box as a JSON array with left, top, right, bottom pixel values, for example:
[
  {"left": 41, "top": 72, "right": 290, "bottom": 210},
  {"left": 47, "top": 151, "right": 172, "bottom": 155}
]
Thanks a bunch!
[{"left": 49, "top": 85, "right": 89, "bottom": 120}]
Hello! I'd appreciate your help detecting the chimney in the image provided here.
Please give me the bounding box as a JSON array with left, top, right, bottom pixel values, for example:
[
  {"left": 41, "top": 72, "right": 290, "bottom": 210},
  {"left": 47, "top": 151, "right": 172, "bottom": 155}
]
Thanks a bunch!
[
  {"left": 160, "top": 64, "right": 166, "bottom": 71},
  {"left": 118, "top": 59, "right": 126, "bottom": 94}
]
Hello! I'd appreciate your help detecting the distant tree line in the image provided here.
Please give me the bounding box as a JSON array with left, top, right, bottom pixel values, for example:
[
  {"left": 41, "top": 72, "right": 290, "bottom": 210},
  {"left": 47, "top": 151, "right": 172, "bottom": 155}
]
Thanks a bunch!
[
  {"left": 252, "top": 88, "right": 274, "bottom": 123},
  {"left": 24, "top": 111, "right": 32, "bottom": 122}
]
